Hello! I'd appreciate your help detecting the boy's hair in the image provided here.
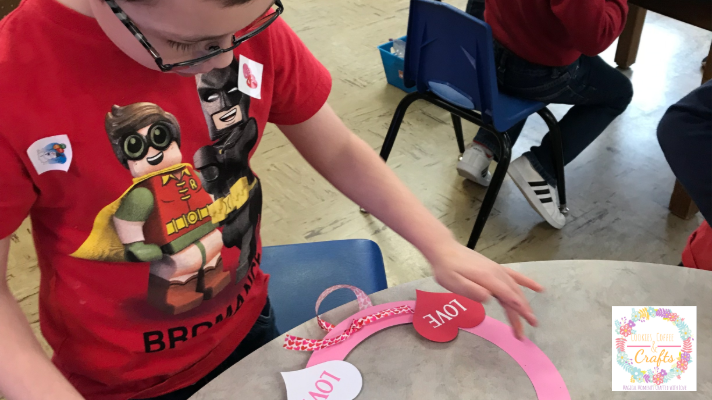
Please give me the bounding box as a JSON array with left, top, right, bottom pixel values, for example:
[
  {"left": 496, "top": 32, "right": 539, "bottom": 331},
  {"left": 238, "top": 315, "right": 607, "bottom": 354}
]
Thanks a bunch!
[
  {"left": 105, "top": 102, "right": 181, "bottom": 167},
  {"left": 124, "top": 0, "right": 253, "bottom": 6}
]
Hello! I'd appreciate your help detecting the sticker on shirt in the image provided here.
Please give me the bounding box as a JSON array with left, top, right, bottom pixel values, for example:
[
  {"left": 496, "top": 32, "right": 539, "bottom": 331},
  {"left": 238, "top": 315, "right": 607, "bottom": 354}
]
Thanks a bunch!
[
  {"left": 27, "top": 134, "right": 73, "bottom": 174},
  {"left": 238, "top": 55, "right": 263, "bottom": 99}
]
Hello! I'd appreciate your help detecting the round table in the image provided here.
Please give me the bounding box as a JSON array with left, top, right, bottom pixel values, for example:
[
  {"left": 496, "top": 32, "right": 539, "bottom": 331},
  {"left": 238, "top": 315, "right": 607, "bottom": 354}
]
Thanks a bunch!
[{"left": 191, "top": 260, "right": 711, "bottom": 399}]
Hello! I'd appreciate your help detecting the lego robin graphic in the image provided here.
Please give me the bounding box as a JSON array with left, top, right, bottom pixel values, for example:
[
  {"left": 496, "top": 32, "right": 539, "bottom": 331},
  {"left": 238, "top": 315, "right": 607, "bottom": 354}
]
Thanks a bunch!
[
  {"left": 194, "top": 58, "right": 262, "bottom": 283},
  {"left": 72, "top": 103, "right": 231, "bottom": 315}
]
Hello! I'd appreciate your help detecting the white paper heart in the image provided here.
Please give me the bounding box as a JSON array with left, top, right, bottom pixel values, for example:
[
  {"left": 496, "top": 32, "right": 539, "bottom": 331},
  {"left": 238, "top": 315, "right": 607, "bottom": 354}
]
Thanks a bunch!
[{"left": 281, "top": 360, "right": 363, "bottom": 400}]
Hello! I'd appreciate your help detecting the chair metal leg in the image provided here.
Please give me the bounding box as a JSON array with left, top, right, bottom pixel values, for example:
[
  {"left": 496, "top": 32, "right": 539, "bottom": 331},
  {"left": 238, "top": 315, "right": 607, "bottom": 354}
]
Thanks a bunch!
[
  {"left": 467, "top": 131, "right": 512, "bottom": 249},
  {"left": 536, "top": 107, "right": 568, "bottom": 214},
  {"left": 451, "top": 114, "right": 466, "bottom": 155},
  {"left": 380, "top": 92, "right": 423, "bottom": 162},
  {"left": 378, "top": 91, "right": 521, "bottom": 249}
]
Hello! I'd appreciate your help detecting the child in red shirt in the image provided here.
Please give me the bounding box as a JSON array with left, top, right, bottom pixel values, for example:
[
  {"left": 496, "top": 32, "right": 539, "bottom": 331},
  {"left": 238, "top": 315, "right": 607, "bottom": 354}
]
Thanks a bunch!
[
  {"left": 0, "top": 1, "right": 544, "bottom": 399},
  {"left": 459, "top": 0, "right": 633, "bottom": 229}
]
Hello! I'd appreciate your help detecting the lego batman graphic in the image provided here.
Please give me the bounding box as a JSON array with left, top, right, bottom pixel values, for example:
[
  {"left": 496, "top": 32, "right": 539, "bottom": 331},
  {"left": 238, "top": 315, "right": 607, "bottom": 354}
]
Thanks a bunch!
[{"left": 194, "top": 58, "right": 262, "bottom": 283}]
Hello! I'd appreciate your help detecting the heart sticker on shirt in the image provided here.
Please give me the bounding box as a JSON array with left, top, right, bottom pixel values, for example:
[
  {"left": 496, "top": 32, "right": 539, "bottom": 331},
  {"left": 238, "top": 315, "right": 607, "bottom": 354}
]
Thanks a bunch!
[
  {"left": 238, "top": 54, "right": 263, "bottom": 99},
  {"left": 281, "top": 360, "right": 363, "bottom": 400},
  {"left": 412, "top": 290, "right": 486, "bottom": 343},
  {"left": 243, "top": 63, "right": 258, "bottom": 89}
]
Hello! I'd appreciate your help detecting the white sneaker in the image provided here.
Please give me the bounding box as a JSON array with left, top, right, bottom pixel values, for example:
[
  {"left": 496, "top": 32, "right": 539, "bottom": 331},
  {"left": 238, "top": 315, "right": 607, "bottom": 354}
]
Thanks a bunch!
[
  {"left": 507, "top": 156, "right": 566, "bottom": 229},
  {"left": 457, "top": 142, "right": 492, "bottom": 187}
]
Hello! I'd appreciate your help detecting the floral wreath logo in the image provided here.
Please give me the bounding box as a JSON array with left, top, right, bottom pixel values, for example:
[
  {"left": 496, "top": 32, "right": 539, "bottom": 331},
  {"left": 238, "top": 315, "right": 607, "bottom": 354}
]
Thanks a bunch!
[{"left": 615, "top": 307, "right": 694, "bottom": 385}]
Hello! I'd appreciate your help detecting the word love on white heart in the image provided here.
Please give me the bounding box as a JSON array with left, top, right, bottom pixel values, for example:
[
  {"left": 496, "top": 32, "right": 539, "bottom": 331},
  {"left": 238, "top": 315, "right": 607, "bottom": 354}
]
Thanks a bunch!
[{"left": 281, "top": 360, "right": 363, "bottom": 400}]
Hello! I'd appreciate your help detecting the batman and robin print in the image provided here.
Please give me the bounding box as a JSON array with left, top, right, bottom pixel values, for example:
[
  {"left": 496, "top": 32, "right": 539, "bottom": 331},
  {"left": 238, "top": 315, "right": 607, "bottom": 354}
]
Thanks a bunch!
[{"left": 72, "top": 58, "right": 262, "bottom": 315}]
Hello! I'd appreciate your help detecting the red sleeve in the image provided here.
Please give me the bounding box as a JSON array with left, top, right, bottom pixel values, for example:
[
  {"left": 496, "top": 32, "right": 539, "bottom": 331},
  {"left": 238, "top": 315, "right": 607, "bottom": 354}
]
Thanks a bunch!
[
  {"left": 682, "top": 221, "right": 712, "bottom": 271},
  {"left": 550, "top": 0, "right": 629, "bottom": 56},
  {"left": 267, "top": 17, "right": 332, "bottom": 125},
  {"left": 0, "top": 133, "right": 37, "bottom": 239}
]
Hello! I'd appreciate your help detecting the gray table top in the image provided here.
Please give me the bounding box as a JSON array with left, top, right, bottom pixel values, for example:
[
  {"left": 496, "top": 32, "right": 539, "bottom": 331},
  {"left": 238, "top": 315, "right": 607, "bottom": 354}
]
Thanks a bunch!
[{"left": 192, "top": 260, "right": 711, "bottom": 399}]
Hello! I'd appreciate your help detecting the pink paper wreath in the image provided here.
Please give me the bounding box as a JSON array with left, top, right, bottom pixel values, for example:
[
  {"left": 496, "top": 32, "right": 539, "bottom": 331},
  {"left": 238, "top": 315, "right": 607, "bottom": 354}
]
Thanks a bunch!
[{"left": 307, "top": 301, "right": 570, "bottom": 400}]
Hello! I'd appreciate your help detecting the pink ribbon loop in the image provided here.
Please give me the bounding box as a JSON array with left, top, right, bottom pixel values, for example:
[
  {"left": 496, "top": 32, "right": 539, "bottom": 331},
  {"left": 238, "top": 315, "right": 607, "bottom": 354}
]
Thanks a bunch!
[
  {"left": 315, "top": 285, "right": 373, "bottom": 332},
  {"left": 284, "top": 285, "right": 415, "bottom": 352}
]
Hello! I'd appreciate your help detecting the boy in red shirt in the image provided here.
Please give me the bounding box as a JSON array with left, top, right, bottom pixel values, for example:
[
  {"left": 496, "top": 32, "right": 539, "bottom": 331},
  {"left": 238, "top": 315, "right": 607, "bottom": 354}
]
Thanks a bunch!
[
  {"left": 459, "top": 0, "right": 633, "bottom": 229},
  {"left": 0, "top": 1, "right": 544, "bottom": 399}
]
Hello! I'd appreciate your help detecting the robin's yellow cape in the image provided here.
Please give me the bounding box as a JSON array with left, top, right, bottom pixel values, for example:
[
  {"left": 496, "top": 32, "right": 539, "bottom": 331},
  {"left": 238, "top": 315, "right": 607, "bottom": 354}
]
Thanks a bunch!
[{"left": 71, "top": 163, "right": 256, "bottom": 262}]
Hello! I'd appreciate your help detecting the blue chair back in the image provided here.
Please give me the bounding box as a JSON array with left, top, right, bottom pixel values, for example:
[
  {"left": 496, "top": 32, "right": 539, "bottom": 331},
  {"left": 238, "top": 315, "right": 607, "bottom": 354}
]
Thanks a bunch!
[
  {"left": 261, "top": 239, "right": 388, "bottom": 333},
  {"left": 404, "top": 0, "right": 508, "bottom": 129}
]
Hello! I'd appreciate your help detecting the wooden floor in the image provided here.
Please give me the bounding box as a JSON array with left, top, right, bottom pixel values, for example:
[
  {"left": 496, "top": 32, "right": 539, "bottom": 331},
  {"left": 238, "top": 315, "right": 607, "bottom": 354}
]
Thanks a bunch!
[{"left": 3, "top": 0, "right": 709, "bottom": 363}]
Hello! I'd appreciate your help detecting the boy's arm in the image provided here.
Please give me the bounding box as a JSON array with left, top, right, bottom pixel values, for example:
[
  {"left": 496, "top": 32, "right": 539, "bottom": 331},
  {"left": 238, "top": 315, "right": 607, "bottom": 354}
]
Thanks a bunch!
[
  {"left": 278, "top": 103, "right": 543, "bottom": 338},
  {"left": 0, "top": 236, "right": 84, "bottom": 400},
  {"left": 550, "top": 0, "right": 629, "bottom": 56}
]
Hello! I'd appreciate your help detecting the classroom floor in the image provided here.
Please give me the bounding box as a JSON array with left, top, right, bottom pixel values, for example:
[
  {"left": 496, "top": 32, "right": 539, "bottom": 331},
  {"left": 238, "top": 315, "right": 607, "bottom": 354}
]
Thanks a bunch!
[{"left": 4, "top": 0, "right": 709, "bottom": 357}]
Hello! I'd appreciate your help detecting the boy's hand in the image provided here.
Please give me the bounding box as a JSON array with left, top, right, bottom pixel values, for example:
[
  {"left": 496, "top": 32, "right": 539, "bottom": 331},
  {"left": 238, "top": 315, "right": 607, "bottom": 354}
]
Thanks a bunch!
[{"left": 425, "top": 240, "right": 544, "bottom": 340}]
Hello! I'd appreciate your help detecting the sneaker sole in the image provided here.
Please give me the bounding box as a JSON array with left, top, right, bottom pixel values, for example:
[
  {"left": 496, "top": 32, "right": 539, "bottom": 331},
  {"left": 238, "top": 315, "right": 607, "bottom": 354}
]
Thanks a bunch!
[
  {"left": 457, "top": 163, "right": 491, "bottom": 187},
  {"left": 507, "top": 164, "right": 565, "bottom": 229}
]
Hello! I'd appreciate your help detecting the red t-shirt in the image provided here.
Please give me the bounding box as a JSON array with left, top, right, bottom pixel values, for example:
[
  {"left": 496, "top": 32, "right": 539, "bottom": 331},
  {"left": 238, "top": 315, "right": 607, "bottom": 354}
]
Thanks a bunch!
[
  {"left": 485, "top": 0, "right": 629, "bottom": 66},
  {"left": 682, "top": 221, "right": 712, "bottom": 271},
  {"left": 0, "top": 0, "right": 331, "bottom": 399}
]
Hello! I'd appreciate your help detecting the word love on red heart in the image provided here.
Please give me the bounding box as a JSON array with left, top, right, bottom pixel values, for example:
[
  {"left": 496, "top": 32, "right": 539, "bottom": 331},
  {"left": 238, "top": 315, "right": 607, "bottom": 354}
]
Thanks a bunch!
[{"left": 412, "top": 290, "right": 486, "bottom": 343}]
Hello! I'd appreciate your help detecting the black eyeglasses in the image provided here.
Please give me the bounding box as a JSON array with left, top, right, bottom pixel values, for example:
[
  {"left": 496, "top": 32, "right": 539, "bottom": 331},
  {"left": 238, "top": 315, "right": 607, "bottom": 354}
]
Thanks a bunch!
[
  {"left": 105, "top": 0, "right": 284, "bottom": 72},
  {"left": 122, "top": 121, "right": 175, "bottom": 161}
]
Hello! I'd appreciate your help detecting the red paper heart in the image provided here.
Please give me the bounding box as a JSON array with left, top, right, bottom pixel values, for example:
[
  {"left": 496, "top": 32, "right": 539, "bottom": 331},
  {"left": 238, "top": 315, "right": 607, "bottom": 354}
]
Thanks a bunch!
[{"left": 412, "top": 290, "right": 486, "bottom": 343}]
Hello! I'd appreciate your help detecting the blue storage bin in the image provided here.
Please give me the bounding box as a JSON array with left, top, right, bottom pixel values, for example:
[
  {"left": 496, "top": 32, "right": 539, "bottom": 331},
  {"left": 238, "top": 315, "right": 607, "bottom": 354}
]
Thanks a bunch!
[{"left": 378, "top": 36, "right": 417, "bottom": 93}]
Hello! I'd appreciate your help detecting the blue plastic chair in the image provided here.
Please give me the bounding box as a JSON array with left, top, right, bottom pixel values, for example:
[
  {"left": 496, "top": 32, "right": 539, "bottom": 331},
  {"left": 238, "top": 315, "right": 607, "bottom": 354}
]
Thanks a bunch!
[
  {"left": 380, "top": 0, "right": 567, "bottom": 249},
  {"left": 260, "top": 239, "right": 388, "bottom": 333}
]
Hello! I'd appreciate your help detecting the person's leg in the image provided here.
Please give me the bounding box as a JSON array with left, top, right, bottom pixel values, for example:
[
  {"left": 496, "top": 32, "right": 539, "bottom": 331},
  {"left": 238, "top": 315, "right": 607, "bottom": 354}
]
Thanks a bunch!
[
  {"left": 468, "top": 46, "right": 632, "bottom": 227},
  {"left": 507, "top": 55, "right": 632, "bottom": 227},
  {"left": 472, "top": 120, "right": 525, "bottom": 159},
  {"left": 138, "top": 298, "right": 279, "bottom": 400},
  {"left": 657, "top": 81, "right": 712, "bottom": 221},
  {"left": 459, "top": 119, "right": 525, "bottom": 187},
  {"left": 525, "top": 55, "right": 634, "bottom": 186},
  {"left": 457, "top": 0, "right": 499, "bottom": 186},
  {"left": 459, "top": 47, "right": 527, "bottom": 186}
]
